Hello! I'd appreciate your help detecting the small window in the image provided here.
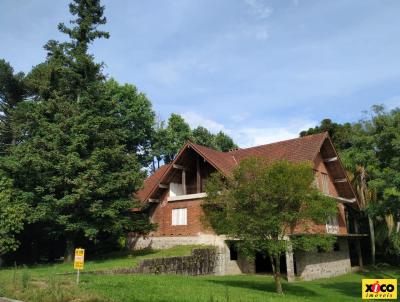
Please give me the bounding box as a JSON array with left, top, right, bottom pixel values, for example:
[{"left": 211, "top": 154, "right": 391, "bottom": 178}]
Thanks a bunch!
[
  {"left": 172, "top": 208, "right": 187, "bottom": 226},
  {"left": 321, "top": 173, "right": 330, "bottom": 194},
  {"left": 326, "top": 215, "right": 339, "bottom": 234}
]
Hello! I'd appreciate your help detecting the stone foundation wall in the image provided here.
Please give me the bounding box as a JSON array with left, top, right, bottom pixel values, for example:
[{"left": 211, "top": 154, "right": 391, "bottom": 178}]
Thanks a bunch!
[
  {"left": 134, "top": 248, "right": 217, "bottom": 275},
  {"left": 295, "top": 238, "right": 351, "bottom": 281}
]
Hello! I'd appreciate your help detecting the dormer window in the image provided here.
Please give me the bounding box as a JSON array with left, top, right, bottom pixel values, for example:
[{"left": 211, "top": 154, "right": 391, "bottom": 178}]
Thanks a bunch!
[{"left": 170, "top": 182, "right": 184, "bottom": 197}]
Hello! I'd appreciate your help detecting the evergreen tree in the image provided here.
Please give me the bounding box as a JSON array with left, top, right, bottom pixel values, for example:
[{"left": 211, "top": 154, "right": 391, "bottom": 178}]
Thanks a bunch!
[
  {"left": 2, "top": 0, "right": 154, "bottom": 261},
  {"left": 0, "top": 59, "right": 26, "bottom": 153}
]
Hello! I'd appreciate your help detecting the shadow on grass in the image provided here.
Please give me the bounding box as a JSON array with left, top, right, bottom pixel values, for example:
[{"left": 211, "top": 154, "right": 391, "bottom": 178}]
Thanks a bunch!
[
  {"left": 319, "top": 266, "right": 400, "bottom": 299},
  {"left": 355, "top": 266, "right": 400, "bottom": 279},
  {"left": 208, "top": 279, "right": 319, "bottom": 297},
  {"left": 319, "top": 281, "right": 360, "bottom": 298}
]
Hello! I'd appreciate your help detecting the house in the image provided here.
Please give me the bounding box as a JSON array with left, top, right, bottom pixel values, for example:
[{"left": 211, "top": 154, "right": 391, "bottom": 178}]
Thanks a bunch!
[{"left": 131, "top": 132, "right": 367, "bottom": 281}]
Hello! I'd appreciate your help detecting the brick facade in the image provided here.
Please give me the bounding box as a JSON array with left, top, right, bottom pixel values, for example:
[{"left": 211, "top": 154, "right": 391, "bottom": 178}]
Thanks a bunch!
[
  {"left": 148, "top": 152, "right": 348, "bottom": 238},
  {"left": 150, "top": 197, "right": 212, "bottom": 237}
]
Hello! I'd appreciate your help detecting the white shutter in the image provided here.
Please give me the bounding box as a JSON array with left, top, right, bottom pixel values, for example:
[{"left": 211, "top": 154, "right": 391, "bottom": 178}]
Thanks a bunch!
[
  {"left": 172, "top": 209, "right": 178, "bottom": 225},
  {"left": 172, "top": 208, "right": 187, "bottom": 226},
  {"left": 322, "top": 173, "right": 330, "bottom": 194},
  {"left": 180, "top": 208, "right": 187, "bottom": 225}
]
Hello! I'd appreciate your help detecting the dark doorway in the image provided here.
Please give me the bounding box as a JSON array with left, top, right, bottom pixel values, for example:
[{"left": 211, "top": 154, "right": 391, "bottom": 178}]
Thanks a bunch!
[
  {"left": 226, "top": 241, "right": 238, "bottom": 260},
  {"left": 255, "top": 252, "right": 287, "bottom": 274},
  {"left": 348, "top": 239, "right": 359, "bottom": 267}
]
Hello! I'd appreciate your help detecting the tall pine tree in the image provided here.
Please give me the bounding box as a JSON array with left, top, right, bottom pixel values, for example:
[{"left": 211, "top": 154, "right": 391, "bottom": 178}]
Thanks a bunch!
[{"left": 2, "top": 0, "right": 154, "bottom": 261}]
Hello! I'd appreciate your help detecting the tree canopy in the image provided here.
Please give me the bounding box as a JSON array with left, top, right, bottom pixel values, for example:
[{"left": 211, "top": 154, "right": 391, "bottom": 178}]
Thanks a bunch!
[
  {"left": 0, "top": 0, "right": 156, "bottom": 261},
  {"left": 300, "top": 105, "right": 400, "bottom": 261},
  {"left": 203, "top": 158, "right": 337, "bottom": 293}
]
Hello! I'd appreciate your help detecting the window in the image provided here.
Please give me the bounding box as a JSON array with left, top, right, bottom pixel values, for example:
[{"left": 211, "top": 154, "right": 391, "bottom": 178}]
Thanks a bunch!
[
  {"left": 321, "top": 173, "right": 330, "bottom": 194},
  {"left": 170, "top": 182, "right": 184, "bottom": 197},
  {"left": 172, "top": 208, "right": 187, "bottom": 226},
  {"left": 326, "top": 215, "right": 339, "bottom": 234}
]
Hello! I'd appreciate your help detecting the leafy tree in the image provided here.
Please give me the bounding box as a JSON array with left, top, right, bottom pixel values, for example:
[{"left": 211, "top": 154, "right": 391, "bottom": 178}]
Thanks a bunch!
[
  {"left": 150, "top": 119, "right": 168, "bottom": 172},
  {"left": 214, "top": 131, "right": 237, "bottom": 152},
  {"left": 353, "top": 106, "right": 400, "bottom": 258},
  {"left": 300, "top": 118, "right": 353, "bottom": 151},
  {"left": 164, "top": 113, "right": 192, "bottom": 163},
  {"left": 0, "top": 174, "right": 31, "bottom": 259},
  {"left": 104, "top": 79, "right": 155, "bottom": 166},
  {"left": 203, "top": 158, "right": 337, "bottom": 294},
  {"left": 192, "top": 126, "right": 216, "bottom": 149}
]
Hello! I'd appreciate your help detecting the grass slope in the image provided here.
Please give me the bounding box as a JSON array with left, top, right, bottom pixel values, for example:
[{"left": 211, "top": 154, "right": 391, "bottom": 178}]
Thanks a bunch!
[
  {"left": 80, "top": 268, "right": 400, "bottom": 302},
  {"left": 0, "top": 246, "right": 398, "bottom": 302}
]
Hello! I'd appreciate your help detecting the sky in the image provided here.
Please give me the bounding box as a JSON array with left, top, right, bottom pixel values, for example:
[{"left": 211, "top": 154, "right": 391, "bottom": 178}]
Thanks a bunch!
[{"left": 1, "top": 0, "right": 400, "bottom": 147}]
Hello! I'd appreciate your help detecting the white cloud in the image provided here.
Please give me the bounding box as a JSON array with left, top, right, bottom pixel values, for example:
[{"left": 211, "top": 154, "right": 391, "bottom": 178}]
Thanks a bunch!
[
  {"left": 181, "top": 112, "right": 316, "bottom": 148},
  {"left": 234, "top": 122, "right": 315, "bottom": 148},
  {"left": 181, "top": 112, "right": 227, "bottom": 134},
  {"left": 244, "top": 0, "right": 273, "bottom": 19}
]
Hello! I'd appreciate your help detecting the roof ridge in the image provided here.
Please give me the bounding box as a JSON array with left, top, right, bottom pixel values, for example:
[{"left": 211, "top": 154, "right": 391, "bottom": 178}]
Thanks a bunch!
[
  {"left": 230, "top": 132, "right": 328, "bottom": 154},
  {"left": 189, "top": 141, "right": 229, "bottom": 154}
]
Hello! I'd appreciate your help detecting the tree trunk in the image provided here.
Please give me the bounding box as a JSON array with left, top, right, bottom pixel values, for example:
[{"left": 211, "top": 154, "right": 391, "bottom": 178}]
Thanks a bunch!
[
  {"left": 368, "top": 215, "right": 376, "bottom": 265},
  {"left": 354, "top": 219, "right": 364, "bottom": 270},
  {"left": 273, "top": 254, "right": 283, "bottom": 294},
  {"left": 64, "top": 239, "right": 75, "bottom": 263},
  {"left": 269, "top": 253, "right": 275, "bottom": 274}
]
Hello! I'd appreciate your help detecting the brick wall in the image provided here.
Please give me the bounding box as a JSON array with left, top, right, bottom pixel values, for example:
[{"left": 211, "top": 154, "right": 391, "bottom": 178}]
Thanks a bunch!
[
  {"left": 292, "top": 153, "right": 348, "bottom": 235},
  {"left": 150, "top": 197, "right": 213, "bottom": 237}
]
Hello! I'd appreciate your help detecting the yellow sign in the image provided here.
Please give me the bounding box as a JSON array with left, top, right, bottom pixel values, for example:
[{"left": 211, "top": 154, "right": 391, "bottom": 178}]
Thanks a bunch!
[
  {"left": 362, "top": 279, "right": 397, "bottom": 300},
  {"left": 74, "top": 248, "right": 85, "bottom": 270}
]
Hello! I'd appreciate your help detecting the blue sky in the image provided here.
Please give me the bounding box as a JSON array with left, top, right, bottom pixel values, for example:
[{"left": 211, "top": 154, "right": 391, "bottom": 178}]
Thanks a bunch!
[{"left": 1, "top": 0, "right": 400, "bottom": 147}]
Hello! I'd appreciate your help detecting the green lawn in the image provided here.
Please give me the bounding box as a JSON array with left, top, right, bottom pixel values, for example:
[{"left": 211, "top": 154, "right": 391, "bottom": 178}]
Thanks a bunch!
[{"left": 0, "top": 247, "right": 399, "bottom": 302}]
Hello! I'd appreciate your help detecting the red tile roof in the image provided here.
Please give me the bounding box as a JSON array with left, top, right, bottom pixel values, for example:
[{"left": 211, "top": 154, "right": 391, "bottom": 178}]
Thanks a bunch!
[
  {"left": 135, "top": 164, "right": 170, "bottom": 202},
  {"left": 137, "top": 132, "right": 329, "bottom": 202},
  {"left": 231, "top": 131, "right": 327, "bottom": 164}
]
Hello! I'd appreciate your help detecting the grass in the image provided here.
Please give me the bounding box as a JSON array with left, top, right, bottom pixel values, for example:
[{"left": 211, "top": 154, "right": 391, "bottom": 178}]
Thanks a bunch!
[{"left": 0, "top": 247, "right": 399, "bottom": 302}]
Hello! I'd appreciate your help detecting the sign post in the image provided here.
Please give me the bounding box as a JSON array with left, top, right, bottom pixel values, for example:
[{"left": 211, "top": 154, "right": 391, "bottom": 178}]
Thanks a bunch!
[{"left": 74, "top": 248, "right": 85, "bottom": 285}]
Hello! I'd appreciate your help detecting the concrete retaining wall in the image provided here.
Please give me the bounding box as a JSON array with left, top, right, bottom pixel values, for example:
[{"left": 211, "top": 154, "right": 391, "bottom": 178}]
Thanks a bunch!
[
  {"left": 128, "top": 234, "right": 226, "bottom": 250},
  {"left": 295, "top": 237, "right": 351, "bottom": 281}
]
